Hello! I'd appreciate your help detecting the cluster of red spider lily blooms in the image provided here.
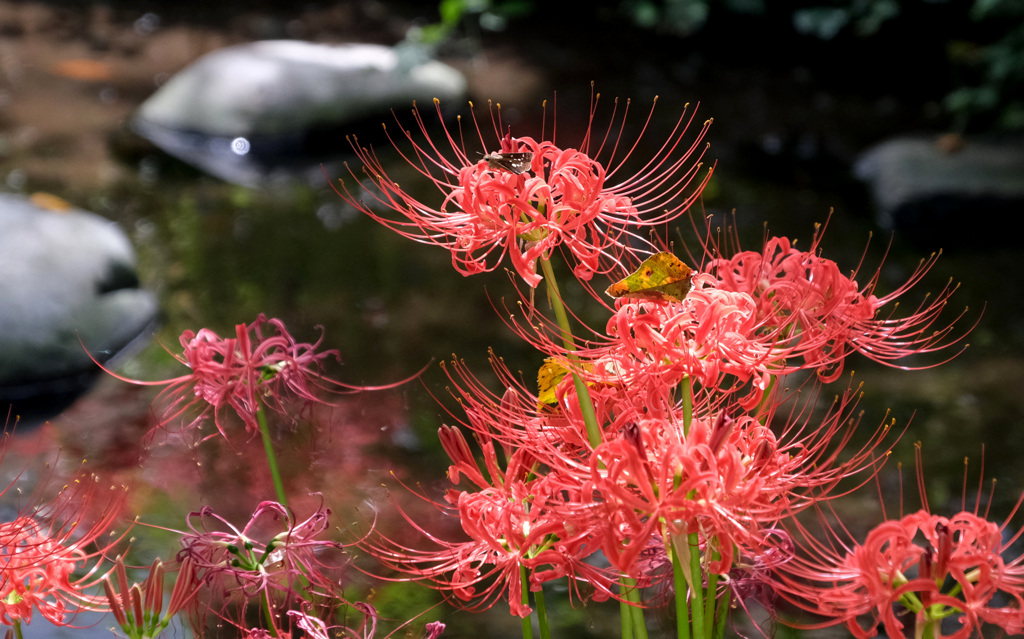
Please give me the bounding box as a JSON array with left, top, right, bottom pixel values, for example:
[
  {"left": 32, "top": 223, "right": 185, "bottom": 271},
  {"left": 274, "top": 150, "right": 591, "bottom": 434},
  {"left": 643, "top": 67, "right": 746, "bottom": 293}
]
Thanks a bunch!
[
  {"left": 0, "top": 89, "right": 1009, "bottom": 639},
  {"left": 333, "top": 88, "right": 1019, "bottom": 639}
]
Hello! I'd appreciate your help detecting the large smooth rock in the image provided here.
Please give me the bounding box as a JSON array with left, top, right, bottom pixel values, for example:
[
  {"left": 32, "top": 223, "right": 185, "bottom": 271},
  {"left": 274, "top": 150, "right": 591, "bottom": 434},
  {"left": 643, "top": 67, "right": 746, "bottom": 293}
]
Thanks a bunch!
[
  {"left": 854, "top": 135, "right": 1024, "bottom": 248},
  {"left": 0, "top": 193, "right": 158, "bottom": 425},
  {"left": 131, "top": 41, "right": 468, "bottom": 186}
]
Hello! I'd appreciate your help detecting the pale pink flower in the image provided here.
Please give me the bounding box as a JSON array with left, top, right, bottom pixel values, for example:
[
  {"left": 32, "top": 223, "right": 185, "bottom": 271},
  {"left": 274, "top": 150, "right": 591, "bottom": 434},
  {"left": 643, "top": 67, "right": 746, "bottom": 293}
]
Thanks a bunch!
[
  {"left": 105, "top": 315, "right": 366, "bottom": 443},
  {"left": 178, "top": 497, "right": 345, "bottom": 608}
]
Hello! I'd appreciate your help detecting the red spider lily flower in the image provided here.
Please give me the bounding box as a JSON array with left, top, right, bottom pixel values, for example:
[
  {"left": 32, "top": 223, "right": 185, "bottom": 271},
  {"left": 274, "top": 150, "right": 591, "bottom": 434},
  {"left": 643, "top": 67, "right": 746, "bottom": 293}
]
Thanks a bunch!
[
  {"left": 773, "top": 449, "right": 1024, "bottom": 639},
  {"left": 0, "top": 475, "right": 129, "bottom": 628},
  {"left": 434, "top": 356, "right": 596, "bottom": 475},
  {"left": 104, "top": 314, "right": 377, "bottom": 443},
  {"left": 778, "top": 509, "right": 1024, "bottom": 638},
  {"left": 356, "top": 431, "right": 616, "bottom": 618},
  {"left": 334, "top": 89, "right": 713, "bottom": 286},
  {"left": 103, "top": 555, "right": 199, "bottom": 639},
  {"left": 586, "top": 389, "right": 892, "bottom": 578},
  {"left": 555, "top": 275, "right": 778, "bottom": 412},
  {"left": 178, "top": 496, "right": 346, "bottom": 610},
  {"left": 708, "top": 233, "right": 969, "bottom": 382},
  {"left": 498, "top": 275, "right": 777, "bottom": 419}
]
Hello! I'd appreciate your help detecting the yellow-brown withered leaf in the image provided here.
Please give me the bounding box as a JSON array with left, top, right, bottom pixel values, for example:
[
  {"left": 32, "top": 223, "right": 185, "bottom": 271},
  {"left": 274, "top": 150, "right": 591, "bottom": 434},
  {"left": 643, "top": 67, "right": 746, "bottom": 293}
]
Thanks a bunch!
[
  {"left": 537, "top": 358, "right": 570, "bottom": 407},
  {"left": 537, "top": 358, "right": 593, "bottom": 409},
  {"left": 605, "top": 252, "right": 694, "bottom": 302}
]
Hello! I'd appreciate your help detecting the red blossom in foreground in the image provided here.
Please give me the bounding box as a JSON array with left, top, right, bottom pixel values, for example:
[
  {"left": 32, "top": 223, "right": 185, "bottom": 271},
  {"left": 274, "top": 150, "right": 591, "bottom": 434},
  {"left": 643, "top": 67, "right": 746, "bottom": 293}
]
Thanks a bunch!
[
  {"left": 774, "top": 450, "right": 1024, "bottom": 638},
  {"left": 506, "top": 232, "right": 968, "bottom": 413},
  {"left": 587, "top": 383, "right": 893, "bottom": 578},
  {"left": 0, "top": 475, "right": 129, "bottom": 628},
  {"left": 536, "top": 275, "right": 777, "bottom": 411},
  {"left": 709, "top": 234, "right": 969, "bottom": 382},
  {"left": 334, "top": 90, "right": 713, "bottom": 286},
  {"left": 356, "top": 428, "right": 615, "bottom": 618}
]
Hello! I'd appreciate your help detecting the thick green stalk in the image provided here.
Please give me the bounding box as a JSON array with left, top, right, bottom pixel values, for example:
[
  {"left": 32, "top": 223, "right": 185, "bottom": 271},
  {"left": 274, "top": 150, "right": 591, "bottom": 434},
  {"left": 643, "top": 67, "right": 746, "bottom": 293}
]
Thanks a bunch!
[
  {"left": 671, "top": 542, "right": 691, "bottom": 639},
  {"left": 262, "top": 588, "right": 278, "bottom": 637},
  {"left": 921, "top": 619, "right": 936, "bottom": 639},
  {"left": 702, "top": 544, "right": 723, "bottom": 636},
  {"left": 535, "top": 584, "right": 551, "bottom": 639},
  {"left": 620, "top": 595, "right": 635, "bottom": 639},
  {"left": 713, "top": 589, "right": 730, "bottom": 639},
  {"left": 619, "top": 576, "right": 648, "bottom": 639},
  {"left": 630, "top": 586, "right": 649, "bottom": 639},
  {"left": 687, "top": 532, "right": 706, "bottom": 639},
  {"left": 520, "top": 565, "right": 534, "bottom": 639},
  {"left": 256, "top": 401, "right": 288, "bottom": 507},
  {"left": 703, "top": 568, "right": 719, "bottom": 637},
  {"left": 680, "top": 375, "right": 693, "bottom": 436},
  {"left": 538, "top": 257, "right": 601, "bottom": 447}
]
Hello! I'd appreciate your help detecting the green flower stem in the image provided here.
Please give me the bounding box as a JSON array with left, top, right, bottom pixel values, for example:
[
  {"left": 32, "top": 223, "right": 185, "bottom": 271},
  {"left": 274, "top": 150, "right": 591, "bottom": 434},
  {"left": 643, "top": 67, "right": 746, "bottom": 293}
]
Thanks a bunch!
[
  {"left": 262, "top": 588, "right": 279, "bottom": 637},
  {"left": 619, "top": 575, "right": 648, "bottom": 639},
  {"left": 520, "top": 565, "right": 534, "bottom": 639},
  {"left": 539, "top": 257, "right": 602, "bottom": 448},
  {"left": 629, "top": 583, "right": 649, "bottom": 639},
  {"left": 12, "top": 619, "right": 23, "bottom": 639},
  {"left": 687, "top": 532, "right": 707, "bottom": 639},
  {"left": 256, "top": 401, "right": 288, "bottom": 507},
  {"left": 535, "top": 584, "right": 552, "bottom": 639},
  {"left": 713, "top": 590, "right": 729, "bottom": 639},
  {"left": 680, "top": 375, "right": 693, "bottom": 436},
  {"left": 704, "top": 556, "right": 720, "bottom": 637},
  {"left": 620, "top": 595, "right": 635, "bottom": 639},
  {"left": 671, "top": 543, "right": 691, "bottom": 639}
]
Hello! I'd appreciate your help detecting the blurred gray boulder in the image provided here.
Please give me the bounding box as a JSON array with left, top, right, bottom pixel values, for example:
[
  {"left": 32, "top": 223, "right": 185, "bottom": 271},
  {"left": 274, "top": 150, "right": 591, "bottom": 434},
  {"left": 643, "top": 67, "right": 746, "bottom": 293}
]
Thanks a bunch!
[
  {"left": 0, "top": 193, "right": 157, "bottom": 425},
  {"left": 131, "top": 41, "right": 468, "bottom": 186},
  {"left": 854, "top": 135, "right": 1024, "bottom": 249}
]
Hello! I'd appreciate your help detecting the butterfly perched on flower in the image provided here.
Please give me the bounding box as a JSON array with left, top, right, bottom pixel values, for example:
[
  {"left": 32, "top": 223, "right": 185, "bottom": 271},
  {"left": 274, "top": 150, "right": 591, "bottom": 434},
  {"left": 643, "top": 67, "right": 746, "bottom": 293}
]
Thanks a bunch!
[{"left": 483, "top": 152, "right": 534, "bottom": 175}]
